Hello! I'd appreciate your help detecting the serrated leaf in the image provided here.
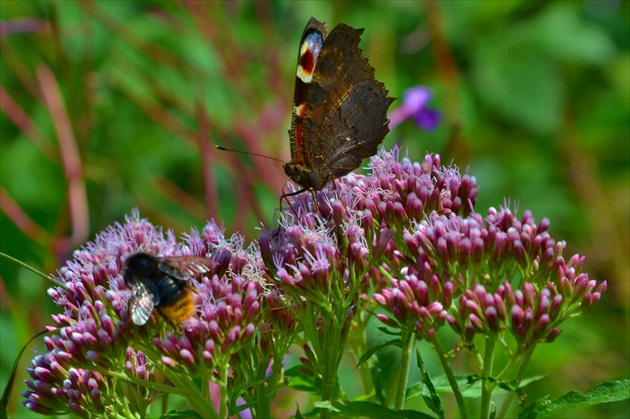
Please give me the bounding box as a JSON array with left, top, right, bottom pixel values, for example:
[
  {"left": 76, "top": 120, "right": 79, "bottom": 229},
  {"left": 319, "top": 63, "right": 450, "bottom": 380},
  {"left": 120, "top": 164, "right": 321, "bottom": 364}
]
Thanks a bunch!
[
  {"left": 519, "top": 379, "right": 630, "bottom": 419},
  {"left": 286, "top": 369, "right": 322, "bottom": 395},
  {"left": 416, "top": 349, "right": 444, "bottom": 419},
  {"left": 430, "top": 374, "right": 548, "bottom": 400},
  {"left": 329, "top": 400, "right": 436, "bottom": 419},
  {"left": 358, "top": 339, "right": 403, "bottom": 366}
]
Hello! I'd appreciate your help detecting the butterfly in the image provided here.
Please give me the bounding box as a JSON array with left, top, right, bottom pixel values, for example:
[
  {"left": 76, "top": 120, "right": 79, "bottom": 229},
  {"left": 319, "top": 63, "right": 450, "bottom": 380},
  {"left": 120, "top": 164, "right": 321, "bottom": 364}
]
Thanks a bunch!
[{"left": 283, "top": 17, "right": 394, "bottom": 194}]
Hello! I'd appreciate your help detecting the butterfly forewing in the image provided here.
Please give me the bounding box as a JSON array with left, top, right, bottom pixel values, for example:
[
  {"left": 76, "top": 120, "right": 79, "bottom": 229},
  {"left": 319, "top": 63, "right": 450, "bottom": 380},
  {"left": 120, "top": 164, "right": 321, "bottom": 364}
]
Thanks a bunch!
[{"left": 284, "top": 17, "right": 394, "bottom": 192}]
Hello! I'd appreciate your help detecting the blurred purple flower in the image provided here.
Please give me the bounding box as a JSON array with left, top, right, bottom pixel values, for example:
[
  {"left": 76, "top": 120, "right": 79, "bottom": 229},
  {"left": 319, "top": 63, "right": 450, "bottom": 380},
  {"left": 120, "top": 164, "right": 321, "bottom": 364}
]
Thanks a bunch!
[{"left": 389, "top": 86, "right": 441, "bottom": 131}]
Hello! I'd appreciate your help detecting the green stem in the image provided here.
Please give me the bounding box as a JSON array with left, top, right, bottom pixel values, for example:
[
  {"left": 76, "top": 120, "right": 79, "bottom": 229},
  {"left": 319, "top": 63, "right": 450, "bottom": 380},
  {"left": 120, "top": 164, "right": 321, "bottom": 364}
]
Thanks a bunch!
[
  {"left": 355, "top": 312, "right": 374, "bottom": 395},
  {"left": 495, "top": 353, "right": 521, "bottom": 382},
  {"left": 255, "top": 344, "right": 289, "bottom": 419},
  {"left": 161, "top": 367, "right": 217, "bottom": 417},
  {"left": 479, "top": 336, "right": 496, "bottom": 419},
  {"left": 98, "top": 368, "right": 188, "bottom": 397},
  {"left": 394, "top": 329, "right": 415, "bottom": 410},
  {"left": 255, "top": 377, "right": 273, "bottom": 419},
  {"left": 430, "top": 336, "right": 468, "bottom": 419},
  {"left": 217, "top": 363, "right": 228, "bottom": 418},
  {"left": 319, "top": 317, "right": 342, "bottom": 419},
  {"left": 377, "top": 263, "right": 395, "bottom": 282},
  {"left": 384, "top": 359, "right": 403, "bottom": 408},
  {"left": 496, "top": 346, "right": 535, "bottom": 419},
  {"left": 0, "top": 252, "right": 56, "bottom": 283}
]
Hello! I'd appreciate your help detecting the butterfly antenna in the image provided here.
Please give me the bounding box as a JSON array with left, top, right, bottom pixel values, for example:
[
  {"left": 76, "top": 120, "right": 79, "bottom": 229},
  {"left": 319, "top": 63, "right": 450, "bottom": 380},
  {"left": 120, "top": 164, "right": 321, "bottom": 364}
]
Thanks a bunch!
[{"left": 215, "top": 146, "right": 286, "bottom": 164}]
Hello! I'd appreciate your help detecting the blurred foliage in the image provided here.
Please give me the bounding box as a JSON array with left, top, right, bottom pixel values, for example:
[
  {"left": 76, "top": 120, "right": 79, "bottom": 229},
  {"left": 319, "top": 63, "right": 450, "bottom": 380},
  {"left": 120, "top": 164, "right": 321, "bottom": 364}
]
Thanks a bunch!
[{"left": 0, "top": 1, "right": 628, "bottom": 417}]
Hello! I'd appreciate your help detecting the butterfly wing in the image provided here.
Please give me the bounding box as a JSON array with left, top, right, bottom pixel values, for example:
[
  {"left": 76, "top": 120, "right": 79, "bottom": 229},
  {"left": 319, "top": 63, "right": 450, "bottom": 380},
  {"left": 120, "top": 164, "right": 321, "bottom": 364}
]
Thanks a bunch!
[
  {"left": 286, "top": 18, "right": 394, "bottom": 191},
  {"left": 289, "top": 18, "right": 327, "bottom": 167},
  {"left": 303, "top": 23, "right": 394, "bottom": 183}
]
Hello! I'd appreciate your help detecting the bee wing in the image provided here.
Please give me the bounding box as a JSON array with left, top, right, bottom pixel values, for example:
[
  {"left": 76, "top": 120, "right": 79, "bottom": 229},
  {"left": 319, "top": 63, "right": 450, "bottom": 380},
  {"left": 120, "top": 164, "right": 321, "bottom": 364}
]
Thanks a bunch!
[
  {"left": 158, "top": 256, "right": 214, "bottom": 281},
  {"left": 129, "top": 281, "right": 157, "bottom": 326}
]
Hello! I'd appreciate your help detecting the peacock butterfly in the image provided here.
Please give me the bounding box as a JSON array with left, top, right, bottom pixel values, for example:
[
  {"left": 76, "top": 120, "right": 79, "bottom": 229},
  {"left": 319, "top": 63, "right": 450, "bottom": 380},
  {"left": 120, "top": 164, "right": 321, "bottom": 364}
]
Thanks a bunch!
[{"left": 283, "top": 17, "right": 395, "bottom": 194}]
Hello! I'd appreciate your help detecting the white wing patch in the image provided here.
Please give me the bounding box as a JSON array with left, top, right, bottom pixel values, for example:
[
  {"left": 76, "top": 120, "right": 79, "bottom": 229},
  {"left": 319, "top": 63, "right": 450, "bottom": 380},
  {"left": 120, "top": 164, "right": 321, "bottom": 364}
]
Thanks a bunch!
[{"left": 129, "top": 281, "right": 155, "bottom": 326}]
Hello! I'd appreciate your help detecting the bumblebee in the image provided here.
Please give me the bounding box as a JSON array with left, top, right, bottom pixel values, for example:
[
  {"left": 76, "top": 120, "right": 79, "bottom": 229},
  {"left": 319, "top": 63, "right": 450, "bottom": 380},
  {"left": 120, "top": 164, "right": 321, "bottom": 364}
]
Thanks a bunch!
[{"left": 123, "top": 252, "right": 216, "bottom": 327}]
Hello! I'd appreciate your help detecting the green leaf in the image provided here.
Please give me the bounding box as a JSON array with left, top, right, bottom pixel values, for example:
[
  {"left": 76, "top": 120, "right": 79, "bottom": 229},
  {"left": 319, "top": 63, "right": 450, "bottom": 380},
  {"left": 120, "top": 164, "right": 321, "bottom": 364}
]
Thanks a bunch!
[
  {"left": 415, "top": 349, "right": 444, "bottom": 419},
  {"left": 472, "top": 47, "right": 563, "bottom": 135},
  {"left": 430, "top": 374, "right": 547, "bottom": 399},
  {"left": 358, "top": 339, "right": 403, "bottom": 366},
  {"left": 431, "top": 375, "right": 483, "bottom": 398},
  {"left": 378, "top": 327, "right": 402, "bottom": 336},
  {"left": 0, "top": 329, "right": 50, "bottom": 419},
  {"left": 285, "top": 367, "right": 322, "bottom": 395},
  {"left": 495, "top": 375, "right": 547, "bottom": 394},
  {"left": 326, "top": 400, "right": 436, "bottom": 419},
  {"left": 159, "top": 410, "right": 203, "bottom": 418},
  {"left": 227, "top": 378, "right": 262, "bottom": 415},
  {"left": 519, "top": 379, "right": 630, "bottom": 418},
  {"left": 529, "top": 6, "right": 615, "bottom": 65}
]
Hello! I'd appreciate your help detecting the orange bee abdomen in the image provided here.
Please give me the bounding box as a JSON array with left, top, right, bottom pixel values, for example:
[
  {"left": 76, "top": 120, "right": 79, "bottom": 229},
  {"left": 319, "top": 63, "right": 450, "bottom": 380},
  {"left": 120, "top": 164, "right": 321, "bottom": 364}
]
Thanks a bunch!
[{"left": 158, "top": 288, "right": 195, "bottom": 327}]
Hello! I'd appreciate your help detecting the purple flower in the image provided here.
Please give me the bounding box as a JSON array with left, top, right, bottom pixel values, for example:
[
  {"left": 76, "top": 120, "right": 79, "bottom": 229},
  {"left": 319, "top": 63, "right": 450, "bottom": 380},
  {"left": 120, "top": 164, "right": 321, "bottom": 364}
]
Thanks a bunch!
[
  {"left": 23, "top": 351, "right": 115, "bottom": 416},
  {"left": 153, "top": 276, "right": 261, "bottom": 374},
  {"left": 23, "top": 210, "right": 264, "bottom": 417},
  {"left": 374, "top": 274, "right": 453, "bottom": 339},
  {"left": 20, "top": 147, "right": 607, "bottom": 417},
  {"left": 374, "top": 201, "right": 606, "bottom": 350},
  {"left": 388, "top": 86, "right": 441, "bottom": 131}
]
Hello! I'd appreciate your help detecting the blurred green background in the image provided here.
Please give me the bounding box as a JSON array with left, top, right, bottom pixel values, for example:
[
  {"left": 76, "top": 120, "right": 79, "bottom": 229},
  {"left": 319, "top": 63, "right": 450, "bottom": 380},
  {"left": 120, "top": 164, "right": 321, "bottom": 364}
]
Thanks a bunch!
[{"left": 1, "top": 1, "right": 628, "bottom": 417}]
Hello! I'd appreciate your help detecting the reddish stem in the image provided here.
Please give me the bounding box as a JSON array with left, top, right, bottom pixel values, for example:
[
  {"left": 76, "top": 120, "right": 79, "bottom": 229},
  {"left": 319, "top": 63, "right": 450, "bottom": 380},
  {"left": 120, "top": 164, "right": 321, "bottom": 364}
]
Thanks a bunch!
[
  {"left": 37, "top": 66, "right": 89, "bottom": 247},
  {"left": 0, "top": 187, "right": 53, "bottom": 244}
]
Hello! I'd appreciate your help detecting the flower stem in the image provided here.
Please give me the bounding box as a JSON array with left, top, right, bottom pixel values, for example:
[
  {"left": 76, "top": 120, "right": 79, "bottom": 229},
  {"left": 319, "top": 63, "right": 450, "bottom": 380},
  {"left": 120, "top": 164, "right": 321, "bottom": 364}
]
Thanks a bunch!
[
  {"left": 161, "top": 367, "right": 218, "bottom": 418},
  {"left": 354, "top": 312, "right": 374, "bottom": 395},
  {"left": 430, "top": 336, "right": 468, "bottom": 419},
  {"left": 479, "top": 336, "right": 496, "bottom": 419},
  {"left": 394, "top": 329, "right": 414, "bottom": 410},
  {"left": 218, "top": 363, "right": 229, "bottom": 418},
  {"left": 496, "top": 346, "right": 536, "bottom": 419},
  {"left": 319, "top": 318, "right": 342, "bottom": 419}
]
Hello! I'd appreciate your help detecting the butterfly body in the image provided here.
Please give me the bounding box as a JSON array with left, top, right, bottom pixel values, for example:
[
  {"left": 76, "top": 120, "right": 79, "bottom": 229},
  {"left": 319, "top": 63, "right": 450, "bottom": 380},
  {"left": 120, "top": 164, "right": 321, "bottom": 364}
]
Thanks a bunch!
[{"left": 284, "top": 17, "right": 394, "bottom": 192}]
